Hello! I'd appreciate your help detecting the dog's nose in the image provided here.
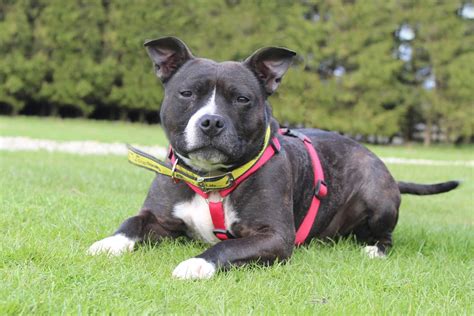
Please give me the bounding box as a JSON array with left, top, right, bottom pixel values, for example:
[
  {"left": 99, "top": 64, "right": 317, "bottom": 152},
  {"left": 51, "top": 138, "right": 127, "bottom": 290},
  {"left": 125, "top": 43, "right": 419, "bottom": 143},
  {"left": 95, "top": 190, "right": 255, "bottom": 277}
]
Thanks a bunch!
[{"left": 199, "top": 114, "right": 226, "bottom": 136}]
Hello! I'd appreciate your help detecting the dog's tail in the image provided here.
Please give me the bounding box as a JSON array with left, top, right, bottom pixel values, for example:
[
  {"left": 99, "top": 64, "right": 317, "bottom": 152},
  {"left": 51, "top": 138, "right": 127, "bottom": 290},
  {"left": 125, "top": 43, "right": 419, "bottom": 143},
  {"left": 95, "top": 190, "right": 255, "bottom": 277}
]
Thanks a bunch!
[{"left": 398, "top": 180, "right": 460, "bottom": 195}]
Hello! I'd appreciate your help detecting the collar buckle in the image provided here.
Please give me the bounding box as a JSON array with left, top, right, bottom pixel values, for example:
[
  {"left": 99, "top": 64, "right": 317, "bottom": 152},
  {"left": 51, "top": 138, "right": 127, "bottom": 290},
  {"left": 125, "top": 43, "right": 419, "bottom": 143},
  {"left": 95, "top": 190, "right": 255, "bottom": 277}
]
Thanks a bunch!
[{"left": 196, "top": 173, "right": 235, "bottom": 192}]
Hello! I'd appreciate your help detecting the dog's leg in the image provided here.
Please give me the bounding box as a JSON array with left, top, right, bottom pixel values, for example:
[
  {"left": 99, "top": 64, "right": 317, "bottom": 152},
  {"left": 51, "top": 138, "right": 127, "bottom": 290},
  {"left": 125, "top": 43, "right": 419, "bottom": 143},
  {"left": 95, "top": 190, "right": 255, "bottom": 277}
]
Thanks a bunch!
[
  {"left": 172, "top": 233, "right": 292, "bottom": 280},
  {"left": 356, "top": 204, "right": 398, "bottom": 259},
  {"left": 88, "top": 210, "right": 181, "bottom": 256}
]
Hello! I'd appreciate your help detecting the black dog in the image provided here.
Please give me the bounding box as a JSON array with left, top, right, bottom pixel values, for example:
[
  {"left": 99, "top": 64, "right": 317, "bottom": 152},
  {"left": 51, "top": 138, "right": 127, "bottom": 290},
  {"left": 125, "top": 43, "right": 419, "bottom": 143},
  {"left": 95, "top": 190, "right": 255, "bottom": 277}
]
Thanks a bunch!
[{"left": 88, "top": 37, "right": 459, "bottom": 279}]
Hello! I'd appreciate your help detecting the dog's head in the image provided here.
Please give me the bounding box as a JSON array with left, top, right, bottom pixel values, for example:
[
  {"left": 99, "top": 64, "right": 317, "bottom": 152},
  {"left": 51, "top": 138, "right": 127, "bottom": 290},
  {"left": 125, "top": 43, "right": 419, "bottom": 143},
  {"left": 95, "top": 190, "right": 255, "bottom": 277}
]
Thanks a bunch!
[{"left": 145, "top": 37, "right": 295, "bottom": 172}]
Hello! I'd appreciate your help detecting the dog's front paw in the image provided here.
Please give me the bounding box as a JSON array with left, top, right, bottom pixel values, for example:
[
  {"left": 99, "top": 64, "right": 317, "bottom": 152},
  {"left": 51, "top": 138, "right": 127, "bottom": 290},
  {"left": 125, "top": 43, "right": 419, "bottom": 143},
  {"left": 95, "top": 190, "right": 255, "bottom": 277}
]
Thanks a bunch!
[
  {"left": 87, "top": 234, "right": 136, "bottom": 256},
  {"left": 363, "top": 245, "right": 386, "bottom": 259},
  {"left": 172, "top": 258, "right": 216, "bottom": 280}
]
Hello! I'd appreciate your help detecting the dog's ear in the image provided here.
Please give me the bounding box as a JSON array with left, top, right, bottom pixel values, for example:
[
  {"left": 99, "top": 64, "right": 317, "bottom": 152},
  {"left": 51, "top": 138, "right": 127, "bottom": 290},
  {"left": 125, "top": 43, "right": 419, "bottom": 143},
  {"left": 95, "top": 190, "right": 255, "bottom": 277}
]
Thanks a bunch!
[
  {"left": 144, "top": 37, "right": 193, "bottom": 82},
  {"left": 244, "top": 47, "right": 296, "bottom": 95}
]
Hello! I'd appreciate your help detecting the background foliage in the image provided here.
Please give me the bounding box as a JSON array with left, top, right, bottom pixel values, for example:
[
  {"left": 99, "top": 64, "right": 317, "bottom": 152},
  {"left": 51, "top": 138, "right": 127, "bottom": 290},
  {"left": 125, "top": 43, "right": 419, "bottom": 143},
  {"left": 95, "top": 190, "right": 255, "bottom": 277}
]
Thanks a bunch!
[{"left": 0, "top": 0, "right": 472, "bottom": 143}]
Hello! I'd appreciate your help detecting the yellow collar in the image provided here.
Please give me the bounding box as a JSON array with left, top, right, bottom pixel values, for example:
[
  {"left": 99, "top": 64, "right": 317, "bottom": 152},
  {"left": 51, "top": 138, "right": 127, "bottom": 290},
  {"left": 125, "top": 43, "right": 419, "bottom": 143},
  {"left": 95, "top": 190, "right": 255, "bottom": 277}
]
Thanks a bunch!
[{"left": 127, "top": 126, "right": 272, "bottom": 191}]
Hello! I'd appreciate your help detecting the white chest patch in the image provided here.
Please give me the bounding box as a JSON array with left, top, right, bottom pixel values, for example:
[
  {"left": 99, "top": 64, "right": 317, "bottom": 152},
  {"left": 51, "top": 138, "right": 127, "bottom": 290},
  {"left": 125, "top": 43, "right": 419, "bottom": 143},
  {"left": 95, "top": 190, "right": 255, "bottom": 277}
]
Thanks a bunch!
[{"left": 172, "top": 192, "right": 239, "bottom": 244}]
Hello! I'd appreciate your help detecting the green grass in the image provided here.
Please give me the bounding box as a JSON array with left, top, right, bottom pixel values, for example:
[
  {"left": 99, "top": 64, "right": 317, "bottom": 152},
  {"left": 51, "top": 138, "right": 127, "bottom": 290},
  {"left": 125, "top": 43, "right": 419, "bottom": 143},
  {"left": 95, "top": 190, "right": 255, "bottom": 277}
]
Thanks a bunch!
[
  {"left": 1, "top": 116, "right": 473, "bottom": 314},
  {"left": 0, "top": 116, "right": 168, "bottom": 146},
  {"left": 367, "top": 144, "right": 473, "bottom": 162}
]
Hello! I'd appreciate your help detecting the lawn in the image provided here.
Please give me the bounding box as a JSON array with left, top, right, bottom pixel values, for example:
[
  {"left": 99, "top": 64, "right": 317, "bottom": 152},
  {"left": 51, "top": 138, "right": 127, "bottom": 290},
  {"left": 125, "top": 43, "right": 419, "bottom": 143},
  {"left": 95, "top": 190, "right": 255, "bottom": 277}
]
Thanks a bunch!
[
  {"left": 0, "top": 116, "right": 167, "bottom": 146},
  {"left": 1, "top": 116, "right": 473, "bottom": 314}
]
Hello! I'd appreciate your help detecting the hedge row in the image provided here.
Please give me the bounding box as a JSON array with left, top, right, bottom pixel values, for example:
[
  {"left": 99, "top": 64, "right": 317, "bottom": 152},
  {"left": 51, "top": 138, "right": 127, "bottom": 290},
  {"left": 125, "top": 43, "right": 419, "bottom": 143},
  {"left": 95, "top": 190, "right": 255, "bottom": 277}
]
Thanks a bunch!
[{"left": 0, "top": 0, "right": 472, "bottom": 142}]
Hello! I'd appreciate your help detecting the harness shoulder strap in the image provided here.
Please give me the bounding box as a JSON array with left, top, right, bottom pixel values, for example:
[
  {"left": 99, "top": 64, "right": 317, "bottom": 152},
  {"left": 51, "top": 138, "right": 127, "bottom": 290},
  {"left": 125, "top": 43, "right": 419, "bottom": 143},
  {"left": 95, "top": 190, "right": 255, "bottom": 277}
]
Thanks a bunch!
[{"left": 280, "top": 129, "right": 327, "bottom": 245}]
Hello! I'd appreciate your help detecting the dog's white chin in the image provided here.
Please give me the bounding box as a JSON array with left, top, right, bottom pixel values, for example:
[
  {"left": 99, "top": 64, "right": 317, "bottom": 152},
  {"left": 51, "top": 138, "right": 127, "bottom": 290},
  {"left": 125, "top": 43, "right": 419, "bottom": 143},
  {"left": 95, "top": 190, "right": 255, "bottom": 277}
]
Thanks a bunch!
[{"left": 177, "top": 152, "right": 232, "bottom": 172}]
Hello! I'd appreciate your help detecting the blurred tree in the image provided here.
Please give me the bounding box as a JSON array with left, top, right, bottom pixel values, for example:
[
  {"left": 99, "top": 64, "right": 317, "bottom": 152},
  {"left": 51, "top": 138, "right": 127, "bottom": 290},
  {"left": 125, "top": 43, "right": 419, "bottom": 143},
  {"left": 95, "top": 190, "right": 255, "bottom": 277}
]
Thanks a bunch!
[{"left": 0, "top": 0, "right": 472, "bottom": 143}]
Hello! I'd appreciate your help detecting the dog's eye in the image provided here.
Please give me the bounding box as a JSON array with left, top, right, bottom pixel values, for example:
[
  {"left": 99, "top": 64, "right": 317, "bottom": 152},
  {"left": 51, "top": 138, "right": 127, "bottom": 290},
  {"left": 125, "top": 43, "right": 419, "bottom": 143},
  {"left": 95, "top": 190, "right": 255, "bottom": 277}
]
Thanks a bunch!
[
  {"left": 236, "top": 96, "right": 250, "bottom": 103},
  {"left": 180, "top": 91, "right": 193, "bottom": 98}
]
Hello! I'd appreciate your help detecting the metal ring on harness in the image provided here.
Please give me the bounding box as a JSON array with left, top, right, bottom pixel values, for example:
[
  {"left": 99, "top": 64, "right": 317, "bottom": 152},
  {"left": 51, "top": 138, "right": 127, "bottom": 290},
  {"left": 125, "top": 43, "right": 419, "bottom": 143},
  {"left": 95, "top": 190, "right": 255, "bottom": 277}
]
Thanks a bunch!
[
  {"left": 212, "top": 229, "right": 235, "bottom": 239},
  {"left": 171, "top": 158, "right": 179, "bottom": 183}
]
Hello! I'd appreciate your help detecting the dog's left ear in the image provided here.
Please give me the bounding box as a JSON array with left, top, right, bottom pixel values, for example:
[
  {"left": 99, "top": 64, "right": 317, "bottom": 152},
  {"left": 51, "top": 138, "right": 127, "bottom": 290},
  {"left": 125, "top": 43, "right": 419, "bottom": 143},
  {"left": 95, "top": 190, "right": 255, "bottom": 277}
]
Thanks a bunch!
[
  {"left": 144, "top": 36, "right": 194, "bottom": 82},
  {"left": 244, "top": 47, "right": 296, "bottom": 95}
]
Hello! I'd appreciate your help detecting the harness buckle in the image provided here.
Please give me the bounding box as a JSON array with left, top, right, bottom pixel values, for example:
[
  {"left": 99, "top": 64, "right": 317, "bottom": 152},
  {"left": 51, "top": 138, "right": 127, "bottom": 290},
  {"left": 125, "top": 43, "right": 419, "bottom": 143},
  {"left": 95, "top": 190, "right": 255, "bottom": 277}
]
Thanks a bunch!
[
  {"left": 212, "top": 229, "right": 235, "bottom": 239},
  {"left": 270, "top": 139, "right": 281, "bottom": 153},
  {"left": 314, "top": 179, "right": 328, "bottom": 199},
  {"left": 282, "top": 128, "right": 312, "bottom": 143}
]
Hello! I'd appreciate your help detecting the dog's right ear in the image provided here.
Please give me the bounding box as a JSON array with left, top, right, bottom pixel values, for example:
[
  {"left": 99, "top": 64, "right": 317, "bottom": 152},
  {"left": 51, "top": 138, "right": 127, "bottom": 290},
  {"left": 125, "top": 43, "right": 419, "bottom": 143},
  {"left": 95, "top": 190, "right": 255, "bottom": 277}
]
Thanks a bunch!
[{"left": 144, "top": 37, "right": 193, "bottom": 82}]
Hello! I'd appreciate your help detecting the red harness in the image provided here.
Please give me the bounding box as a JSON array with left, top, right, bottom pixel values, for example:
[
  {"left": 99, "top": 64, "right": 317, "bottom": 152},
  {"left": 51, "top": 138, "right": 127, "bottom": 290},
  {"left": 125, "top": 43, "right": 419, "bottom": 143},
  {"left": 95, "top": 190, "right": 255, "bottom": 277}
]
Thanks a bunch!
[{"left": 171, "top": 129, "right": 327, "bottom": 246}]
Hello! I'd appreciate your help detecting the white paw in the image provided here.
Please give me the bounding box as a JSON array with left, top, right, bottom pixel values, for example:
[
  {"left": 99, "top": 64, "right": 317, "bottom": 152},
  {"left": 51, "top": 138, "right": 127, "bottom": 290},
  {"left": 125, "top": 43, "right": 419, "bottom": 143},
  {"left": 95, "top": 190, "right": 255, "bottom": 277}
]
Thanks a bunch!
[
  {"left": 364, "top": 245, "right": 386, "bottom": 259},
  {"left": 87, "top": 234, "right": 136, "bottom": 256},
  {"left": 172, "top": 258, "right": 216, "bottom": 280}
]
